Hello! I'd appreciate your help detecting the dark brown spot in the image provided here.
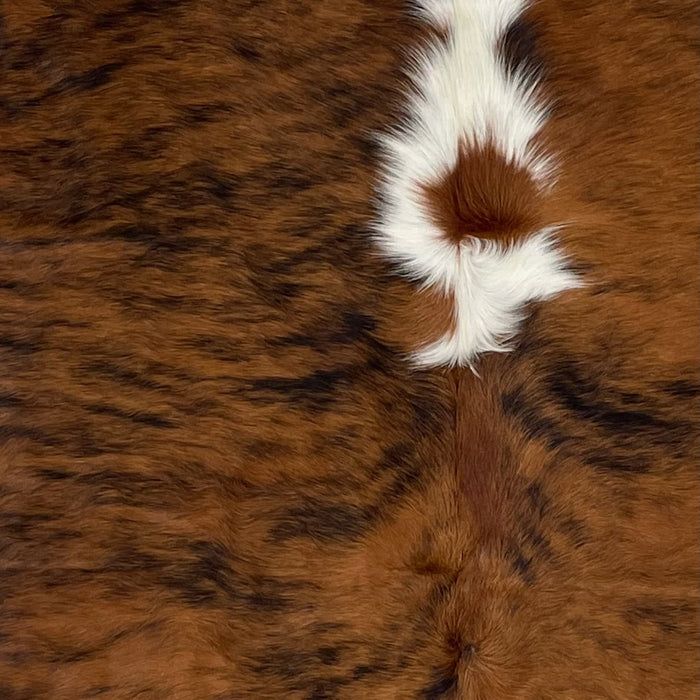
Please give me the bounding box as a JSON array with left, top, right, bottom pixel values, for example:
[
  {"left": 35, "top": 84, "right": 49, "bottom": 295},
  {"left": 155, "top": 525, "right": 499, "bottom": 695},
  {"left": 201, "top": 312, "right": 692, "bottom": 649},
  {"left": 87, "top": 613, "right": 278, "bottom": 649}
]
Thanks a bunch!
[{"left": 421, "top": 141, "right": 543, "bottom": 244}]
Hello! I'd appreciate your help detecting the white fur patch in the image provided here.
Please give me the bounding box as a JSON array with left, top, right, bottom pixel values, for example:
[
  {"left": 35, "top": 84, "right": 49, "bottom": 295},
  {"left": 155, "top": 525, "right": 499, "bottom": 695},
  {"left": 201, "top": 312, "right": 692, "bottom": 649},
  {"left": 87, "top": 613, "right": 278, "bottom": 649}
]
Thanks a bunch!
[{"left": 375, "top": 0, "right": 581, "bottom": 368}]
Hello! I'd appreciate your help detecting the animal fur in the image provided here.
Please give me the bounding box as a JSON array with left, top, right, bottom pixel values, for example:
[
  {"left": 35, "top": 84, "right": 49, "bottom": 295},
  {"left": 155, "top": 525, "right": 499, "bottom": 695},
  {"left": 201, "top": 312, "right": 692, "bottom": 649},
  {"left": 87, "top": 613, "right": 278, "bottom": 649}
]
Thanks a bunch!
[
  {"left": 375, "top": 0, "right": 580, "bottom": 368},
  {"left": 0, "top": 0, "right": 697, "bottom": 698}
]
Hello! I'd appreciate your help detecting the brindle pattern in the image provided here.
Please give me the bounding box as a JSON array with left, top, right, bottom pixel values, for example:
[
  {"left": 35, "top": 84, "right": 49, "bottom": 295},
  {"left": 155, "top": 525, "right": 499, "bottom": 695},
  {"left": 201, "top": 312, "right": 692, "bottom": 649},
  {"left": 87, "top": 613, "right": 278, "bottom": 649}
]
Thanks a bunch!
[{"left": 1, "top": 1, "right": 697, "bottom": 698}]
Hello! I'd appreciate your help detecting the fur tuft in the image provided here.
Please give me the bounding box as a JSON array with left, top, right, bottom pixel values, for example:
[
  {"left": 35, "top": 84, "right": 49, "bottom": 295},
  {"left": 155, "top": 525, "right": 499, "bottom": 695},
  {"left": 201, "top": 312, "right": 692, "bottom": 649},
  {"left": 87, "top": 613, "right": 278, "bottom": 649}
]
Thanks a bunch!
[{"left": 375, "top": 0, "right": 581, "bottom": 368}]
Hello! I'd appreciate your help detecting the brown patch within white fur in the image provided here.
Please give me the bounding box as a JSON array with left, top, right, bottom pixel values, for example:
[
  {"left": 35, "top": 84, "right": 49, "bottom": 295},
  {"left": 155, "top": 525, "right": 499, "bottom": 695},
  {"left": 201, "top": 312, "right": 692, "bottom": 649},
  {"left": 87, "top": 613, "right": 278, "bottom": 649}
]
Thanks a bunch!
[{"left": 421, "top": 141, "right": 545, "bottom": 244}]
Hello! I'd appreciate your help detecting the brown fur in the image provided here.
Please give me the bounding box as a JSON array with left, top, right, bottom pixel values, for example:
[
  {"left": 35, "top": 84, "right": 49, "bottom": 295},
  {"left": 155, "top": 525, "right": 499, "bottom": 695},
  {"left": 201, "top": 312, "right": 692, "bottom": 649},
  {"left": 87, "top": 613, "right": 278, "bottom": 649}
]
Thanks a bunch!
[
  {"left": 0, "top": 0, "right": 698, "bottom": 698},
  {"left": 421, "top": 142, "right": 543, "bottom": 244}
]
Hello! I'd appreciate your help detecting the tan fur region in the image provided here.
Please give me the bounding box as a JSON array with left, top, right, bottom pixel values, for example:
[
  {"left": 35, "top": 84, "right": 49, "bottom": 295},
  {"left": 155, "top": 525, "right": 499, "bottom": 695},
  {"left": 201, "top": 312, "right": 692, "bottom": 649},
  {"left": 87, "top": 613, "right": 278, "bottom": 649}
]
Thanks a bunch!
[{"left": 381, "top": 282, "right": 456, "bottom": 359}]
